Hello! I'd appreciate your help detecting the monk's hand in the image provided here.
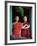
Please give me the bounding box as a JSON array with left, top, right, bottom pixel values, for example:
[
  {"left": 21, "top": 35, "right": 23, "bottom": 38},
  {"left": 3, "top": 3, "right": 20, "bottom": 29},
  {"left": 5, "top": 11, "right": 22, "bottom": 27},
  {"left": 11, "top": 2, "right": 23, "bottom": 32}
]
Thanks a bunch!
[{"left": 25, "top": 24, "right": 30, "bottom": 29}]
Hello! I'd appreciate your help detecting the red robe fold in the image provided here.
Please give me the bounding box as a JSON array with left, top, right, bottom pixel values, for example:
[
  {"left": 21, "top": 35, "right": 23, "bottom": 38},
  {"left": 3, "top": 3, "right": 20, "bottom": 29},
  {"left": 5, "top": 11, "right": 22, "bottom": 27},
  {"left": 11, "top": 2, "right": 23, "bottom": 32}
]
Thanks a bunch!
[{"left": 12, "top": 22, "right": 22, "bottom": 38}]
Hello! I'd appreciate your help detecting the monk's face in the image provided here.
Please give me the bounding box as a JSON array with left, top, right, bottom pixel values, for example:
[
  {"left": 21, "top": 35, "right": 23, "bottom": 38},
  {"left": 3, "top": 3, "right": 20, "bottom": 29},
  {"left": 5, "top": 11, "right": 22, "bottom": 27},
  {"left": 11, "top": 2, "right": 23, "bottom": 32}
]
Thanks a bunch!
[
  {"left": 15, "top": 16, "right": 19, "bottom": 22},
  {"left": 23, "top": 16, "right": 27, "bottom": 22}
]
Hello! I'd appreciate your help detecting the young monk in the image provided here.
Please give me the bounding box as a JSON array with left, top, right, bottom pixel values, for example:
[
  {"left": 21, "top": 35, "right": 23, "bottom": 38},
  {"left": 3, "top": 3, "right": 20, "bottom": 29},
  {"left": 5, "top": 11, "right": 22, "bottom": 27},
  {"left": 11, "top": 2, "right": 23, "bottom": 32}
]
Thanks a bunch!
[
  {"left": 21, "top": 16, "right": 31, "bottom": 39},
  {"left": 12, "top": 16, "right": 22, "bottom": 39}
]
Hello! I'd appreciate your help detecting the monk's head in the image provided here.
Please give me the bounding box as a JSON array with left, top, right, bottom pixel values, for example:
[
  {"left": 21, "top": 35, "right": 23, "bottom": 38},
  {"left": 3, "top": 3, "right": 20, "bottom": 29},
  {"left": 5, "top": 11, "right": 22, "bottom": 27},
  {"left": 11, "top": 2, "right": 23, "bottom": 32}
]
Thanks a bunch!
[
  {"left": 15, "top": 16, "right": 19, "bottom": 22},
  {"left": 23, "top": 16, "right": 27, "bottom": 22}
]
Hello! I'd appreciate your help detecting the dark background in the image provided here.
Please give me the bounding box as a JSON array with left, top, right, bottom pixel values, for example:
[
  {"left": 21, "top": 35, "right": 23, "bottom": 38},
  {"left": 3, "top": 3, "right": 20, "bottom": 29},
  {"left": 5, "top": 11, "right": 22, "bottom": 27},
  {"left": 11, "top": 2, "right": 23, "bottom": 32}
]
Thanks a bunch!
[{"left": 12, "top": 6, "right": 32, "bottom": 23}]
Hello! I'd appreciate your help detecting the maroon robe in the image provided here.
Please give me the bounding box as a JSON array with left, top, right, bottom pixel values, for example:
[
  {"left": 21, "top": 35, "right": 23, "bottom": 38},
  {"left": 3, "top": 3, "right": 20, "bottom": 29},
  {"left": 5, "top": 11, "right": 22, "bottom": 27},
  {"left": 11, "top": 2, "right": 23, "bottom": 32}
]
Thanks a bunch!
[{"left": 21, "top": 22, "right": 31, "bottom": 38}]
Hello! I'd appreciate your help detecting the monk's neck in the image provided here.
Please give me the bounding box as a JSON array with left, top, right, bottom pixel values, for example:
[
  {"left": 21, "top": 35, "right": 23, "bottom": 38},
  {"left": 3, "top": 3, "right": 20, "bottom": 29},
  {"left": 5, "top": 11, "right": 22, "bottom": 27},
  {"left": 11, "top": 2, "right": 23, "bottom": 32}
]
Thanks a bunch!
[
  {"left": 15, "top": 21, "right": 18, "bottom": 23},
  {"left": 24, "top": 21, "right": 27, "bottom": 23}
]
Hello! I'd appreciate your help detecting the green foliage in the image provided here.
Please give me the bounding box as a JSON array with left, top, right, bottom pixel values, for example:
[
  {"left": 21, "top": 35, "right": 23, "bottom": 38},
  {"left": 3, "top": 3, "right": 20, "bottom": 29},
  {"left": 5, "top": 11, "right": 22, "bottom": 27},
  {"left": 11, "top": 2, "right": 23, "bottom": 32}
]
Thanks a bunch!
[{"left": 16, "top": 7, "right": 24, "bottom": 16}]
